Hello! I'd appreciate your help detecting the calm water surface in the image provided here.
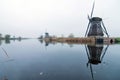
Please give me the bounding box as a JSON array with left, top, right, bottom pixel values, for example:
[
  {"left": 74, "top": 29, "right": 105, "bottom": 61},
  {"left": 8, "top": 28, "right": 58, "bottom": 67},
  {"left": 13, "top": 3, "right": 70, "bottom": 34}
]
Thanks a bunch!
[{"left": 0, "top": 39, "right": 120, "bottom": 80}]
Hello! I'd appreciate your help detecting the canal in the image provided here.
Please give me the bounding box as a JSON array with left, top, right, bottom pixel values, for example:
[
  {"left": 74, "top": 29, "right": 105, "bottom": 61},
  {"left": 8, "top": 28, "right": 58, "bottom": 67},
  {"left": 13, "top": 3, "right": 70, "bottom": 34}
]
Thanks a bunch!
[{"left": 0, "top": 39, "right": 120, "bottom": 80}]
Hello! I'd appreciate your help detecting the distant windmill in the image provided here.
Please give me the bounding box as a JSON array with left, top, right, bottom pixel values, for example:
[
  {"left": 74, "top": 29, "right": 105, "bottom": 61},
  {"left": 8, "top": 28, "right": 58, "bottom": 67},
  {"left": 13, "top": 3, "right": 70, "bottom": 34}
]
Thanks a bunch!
[{"left": 85, "top": 1, "right": 109, "bottom": 37}]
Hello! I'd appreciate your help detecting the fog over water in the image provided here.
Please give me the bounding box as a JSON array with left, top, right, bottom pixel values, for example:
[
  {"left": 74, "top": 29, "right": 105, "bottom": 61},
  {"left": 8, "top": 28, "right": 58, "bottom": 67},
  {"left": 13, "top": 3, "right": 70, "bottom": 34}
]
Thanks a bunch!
[{"left": 0, "top": 0, "right": 120, "bottom": 37}]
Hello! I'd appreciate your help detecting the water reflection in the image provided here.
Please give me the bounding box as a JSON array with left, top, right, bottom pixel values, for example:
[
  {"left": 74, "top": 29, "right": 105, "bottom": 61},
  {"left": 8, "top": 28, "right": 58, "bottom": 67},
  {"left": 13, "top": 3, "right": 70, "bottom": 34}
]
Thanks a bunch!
[
  {"left": 1, "top": 39, "right": 119, "bottom": 80},
  {"left": 85, "top": 44, "right": 109, "bottom": 65},
  {"left": 39, "top": 39, "right": 57, "bottom": 47},
  {"left": 0, "top": 38, "right": 28, "bottom": 45},
  {"left": 40, "top": 39, "right": 74, "bottom": 47},
  {"left": 42, "top": 39, "right": 110, "bottom": 80},
  {"left": 0, "top": 47, "right": 13, "bottom": 80},
  {"left": 5, "top": 39, "right": 11, "bottom": 44},
  {"left": 41, "top": 40, "right": 109, "bottom": 64},
  {"left": 42, "top": 39, "right": 109, "bottom": 64},
  {"left": 85, "top": 44, "right": 109, "bottom": 80}
]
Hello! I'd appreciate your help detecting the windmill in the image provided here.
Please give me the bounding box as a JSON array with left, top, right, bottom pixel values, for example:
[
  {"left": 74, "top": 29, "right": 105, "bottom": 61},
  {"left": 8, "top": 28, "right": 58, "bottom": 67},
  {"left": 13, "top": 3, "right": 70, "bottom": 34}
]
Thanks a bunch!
[{"left": 85, "top": 1, "right": 109, "bottom": 37}]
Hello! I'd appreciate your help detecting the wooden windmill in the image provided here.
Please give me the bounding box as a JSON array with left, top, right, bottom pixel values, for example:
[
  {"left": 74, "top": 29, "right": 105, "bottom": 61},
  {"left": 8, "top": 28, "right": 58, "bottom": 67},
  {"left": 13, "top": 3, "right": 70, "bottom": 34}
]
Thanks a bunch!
[{"left": 85, "top": 1, "right": 109, "bottom": 37}]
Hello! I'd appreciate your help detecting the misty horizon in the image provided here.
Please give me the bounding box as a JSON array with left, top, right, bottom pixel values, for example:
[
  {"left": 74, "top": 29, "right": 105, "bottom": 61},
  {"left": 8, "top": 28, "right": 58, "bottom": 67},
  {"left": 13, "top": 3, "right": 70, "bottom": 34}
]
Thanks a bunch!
[{"left": 0, "top": 0, "right": 120, "bottom": 38}]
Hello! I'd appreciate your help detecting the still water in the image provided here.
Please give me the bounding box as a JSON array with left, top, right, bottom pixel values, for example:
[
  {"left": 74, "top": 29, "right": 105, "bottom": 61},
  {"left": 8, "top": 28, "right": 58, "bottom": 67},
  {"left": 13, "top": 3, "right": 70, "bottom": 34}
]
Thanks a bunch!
[{"left": 0, "top": 39, "right": 120, "bottom": 80}]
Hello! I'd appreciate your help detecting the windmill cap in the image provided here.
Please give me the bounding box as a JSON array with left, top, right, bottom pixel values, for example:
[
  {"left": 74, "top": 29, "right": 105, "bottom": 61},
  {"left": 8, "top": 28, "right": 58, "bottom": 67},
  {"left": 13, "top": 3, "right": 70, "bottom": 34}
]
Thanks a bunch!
[{"left": 91, "top": 17, "right": 102, "bottom": 21}]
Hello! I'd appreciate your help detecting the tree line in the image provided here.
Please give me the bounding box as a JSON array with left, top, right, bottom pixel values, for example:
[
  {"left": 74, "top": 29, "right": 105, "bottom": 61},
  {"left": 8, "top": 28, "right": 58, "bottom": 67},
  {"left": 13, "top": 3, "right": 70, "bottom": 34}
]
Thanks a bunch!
[{"left": 0, "top": 33, "right": 22, "bottom": 40}]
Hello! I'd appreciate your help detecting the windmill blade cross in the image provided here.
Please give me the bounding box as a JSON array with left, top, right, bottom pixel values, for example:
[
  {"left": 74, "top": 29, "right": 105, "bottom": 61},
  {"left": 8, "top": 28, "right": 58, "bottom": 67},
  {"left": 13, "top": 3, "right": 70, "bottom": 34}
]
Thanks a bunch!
[
  {"left": 90, "top": 63, "right": 95, "bottom": 80},
  {"left": 101, "top": 45, "right": 109, "bottom": 62},
  {"left": 90, "top": 0, "right": 95, "bottom": 18},
  {"left": 88, "top": 14, "right": 90, "bottom": 20},
  {"left": 85, "top": 22, "right": 90, "bottom": 37},
  {"left": 101, "top": 21, "right": 109, "bottom": 37}
]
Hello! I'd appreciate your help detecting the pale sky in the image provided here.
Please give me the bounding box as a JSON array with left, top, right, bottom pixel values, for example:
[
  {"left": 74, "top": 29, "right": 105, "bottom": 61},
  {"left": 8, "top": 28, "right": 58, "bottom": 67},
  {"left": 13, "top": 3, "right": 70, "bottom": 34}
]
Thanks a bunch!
[{"left": 0, "top": 0, "right": 120, "bottom": 38}]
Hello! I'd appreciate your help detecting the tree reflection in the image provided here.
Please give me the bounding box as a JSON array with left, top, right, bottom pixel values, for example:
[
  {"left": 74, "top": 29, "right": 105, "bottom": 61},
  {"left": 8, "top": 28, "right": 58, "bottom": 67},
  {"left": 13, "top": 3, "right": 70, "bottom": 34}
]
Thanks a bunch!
[
  {"left": 5, "top": 39, "right": 10, "bottom": 44},
  {"left": 0, "top": 38, "right": 27, "bottom": 45}
]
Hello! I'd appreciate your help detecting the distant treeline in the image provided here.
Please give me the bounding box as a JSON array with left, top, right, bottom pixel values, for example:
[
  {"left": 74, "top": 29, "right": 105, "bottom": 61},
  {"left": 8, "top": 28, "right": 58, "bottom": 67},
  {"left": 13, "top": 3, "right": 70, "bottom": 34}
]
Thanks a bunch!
[
  {"left": 0, "top": 33, "right": 30, "bottom": 45},
  {"left": 0, "top": 34, "right": 22, "bottom": 40}
]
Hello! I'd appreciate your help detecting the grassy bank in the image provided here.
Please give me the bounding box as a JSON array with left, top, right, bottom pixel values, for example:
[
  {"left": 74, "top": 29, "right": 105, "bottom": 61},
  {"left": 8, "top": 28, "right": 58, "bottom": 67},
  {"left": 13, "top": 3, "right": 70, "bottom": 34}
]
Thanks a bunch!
[{"left": 115, "top": 37, "right": 120, "bottom": 43}]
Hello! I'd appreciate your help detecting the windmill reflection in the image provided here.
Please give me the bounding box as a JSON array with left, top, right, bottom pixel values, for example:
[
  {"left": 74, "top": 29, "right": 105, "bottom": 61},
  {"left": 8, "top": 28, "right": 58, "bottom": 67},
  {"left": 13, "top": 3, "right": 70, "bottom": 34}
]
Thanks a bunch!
[{"left": 85, "top": 44, "right": 109, "bottom": 80}]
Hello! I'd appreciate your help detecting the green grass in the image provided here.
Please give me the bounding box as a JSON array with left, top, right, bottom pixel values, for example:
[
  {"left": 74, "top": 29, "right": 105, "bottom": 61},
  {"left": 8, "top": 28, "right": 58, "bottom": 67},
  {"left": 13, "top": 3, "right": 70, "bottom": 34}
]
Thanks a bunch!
[{"left": 115, "top": 38, "right": 120, "bottom": 43}]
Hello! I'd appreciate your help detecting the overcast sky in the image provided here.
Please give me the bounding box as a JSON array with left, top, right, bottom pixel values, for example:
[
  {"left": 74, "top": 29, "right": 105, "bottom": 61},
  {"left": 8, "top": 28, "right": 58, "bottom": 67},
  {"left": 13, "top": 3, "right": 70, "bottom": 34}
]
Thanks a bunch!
[{"left": 0, "top": 0, "right": 120, "bottom": 38}]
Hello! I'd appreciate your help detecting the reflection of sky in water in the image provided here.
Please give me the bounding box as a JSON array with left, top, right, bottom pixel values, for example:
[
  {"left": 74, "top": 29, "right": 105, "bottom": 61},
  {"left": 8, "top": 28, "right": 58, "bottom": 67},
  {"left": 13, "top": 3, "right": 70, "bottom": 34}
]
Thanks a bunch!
[{"left": 0, "top": 39, "right": 120, "bottom": 80}]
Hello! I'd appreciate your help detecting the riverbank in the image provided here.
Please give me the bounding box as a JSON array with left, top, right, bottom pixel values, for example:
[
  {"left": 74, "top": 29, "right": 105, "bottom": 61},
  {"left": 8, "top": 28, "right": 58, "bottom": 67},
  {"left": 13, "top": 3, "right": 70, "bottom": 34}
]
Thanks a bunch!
[{"left": 44, "top": 36, "right": 118, "bottom": 45}]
